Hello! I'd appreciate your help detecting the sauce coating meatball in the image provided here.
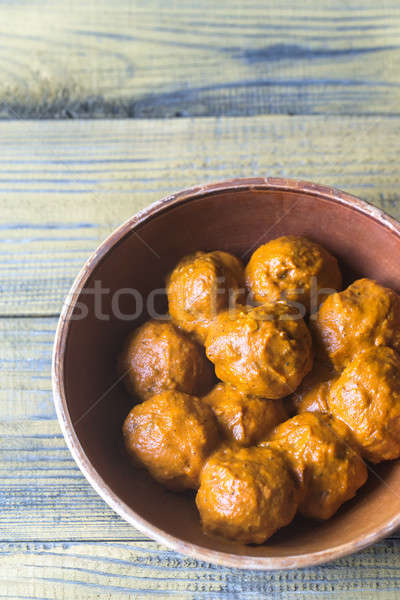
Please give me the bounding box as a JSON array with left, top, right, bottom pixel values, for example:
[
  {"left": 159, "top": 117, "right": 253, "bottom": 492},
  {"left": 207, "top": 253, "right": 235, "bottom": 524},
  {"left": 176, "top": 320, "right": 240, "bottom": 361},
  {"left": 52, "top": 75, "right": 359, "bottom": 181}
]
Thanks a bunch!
[
  {"left": 263, "top": 412, "right": 367, "bottom": 519},
  {"left": 294, "top": 380, "right": 331, "bottom": 415},
  {"left": 118, "top": 320, "right": 214, "bottom": 401},
  {"left": 245, "top": 235, "right": 342, "bottom": 313},
  {"left": 205, "top": 303, "right": 313, "bottom": 398},
  {"left": 203, "top": 382, "right": 287, "bottom": 446},
  {"left": 123, "top": 390, "right": 219, "bottom": 490},
  {"left": 328, "top": 346, "right": 400, "bottom": 463},
  {"left": 312, "top": 278, "right": 400, "bottom": 370},
  {"left": 167, "top": 250, "right": 245, "bottom": 343},
  {"left": 289, "top": 361, "right": 335, "bottom": 416},
  {"left": 196, "top": 445, "right": 299, "bottom": 544}
]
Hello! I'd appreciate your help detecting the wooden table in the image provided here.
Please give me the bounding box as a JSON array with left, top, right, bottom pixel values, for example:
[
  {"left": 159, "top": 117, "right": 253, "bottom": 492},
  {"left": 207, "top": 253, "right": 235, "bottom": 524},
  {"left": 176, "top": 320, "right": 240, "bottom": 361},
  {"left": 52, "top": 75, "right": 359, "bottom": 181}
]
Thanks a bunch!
[{"left": 1, "top": 2, "right": 400, "bottom": 598}]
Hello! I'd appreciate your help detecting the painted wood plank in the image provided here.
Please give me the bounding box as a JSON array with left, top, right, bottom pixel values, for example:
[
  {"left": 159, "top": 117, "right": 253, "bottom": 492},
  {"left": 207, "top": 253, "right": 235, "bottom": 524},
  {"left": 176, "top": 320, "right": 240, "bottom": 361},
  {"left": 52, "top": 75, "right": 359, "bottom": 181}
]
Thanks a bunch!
[
  {"left": 1, "top": 540, "right": 400, "bottom": 599},
  {"left": 1, "top": 0, "right": 400, "bottom": 118},
  {"left": 1, "top": 116, "right": 400, "bottom": 315},
  {"left": 0, "top": 317, "right": 144, "bottom": 541}
]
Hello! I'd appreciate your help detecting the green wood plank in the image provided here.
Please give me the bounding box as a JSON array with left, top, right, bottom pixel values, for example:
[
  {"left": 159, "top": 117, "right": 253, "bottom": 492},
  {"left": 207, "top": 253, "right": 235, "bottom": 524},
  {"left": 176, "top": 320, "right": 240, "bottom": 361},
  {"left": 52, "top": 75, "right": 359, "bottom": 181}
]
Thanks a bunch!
[
  {"left": 1, "top": 0, "right": 400, "bottom": 117},
  {"left": 0, "top": 116, "right": 400, "bottom": 315},
  {"left": 0, "top": 317, "right": 145, "bottom": 541},
  {"left": 1, "top": 540, "right": 400, "bottom": 599}
]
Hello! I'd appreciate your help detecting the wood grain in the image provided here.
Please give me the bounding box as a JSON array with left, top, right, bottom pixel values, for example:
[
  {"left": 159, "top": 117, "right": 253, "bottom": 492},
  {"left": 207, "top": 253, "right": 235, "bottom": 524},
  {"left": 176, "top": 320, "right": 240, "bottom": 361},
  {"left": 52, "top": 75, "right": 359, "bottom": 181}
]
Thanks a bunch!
[
  {"left": 1, "top": 540, "right": 400, "bottom": 599},
  {"left": 1, "top": 116, "right": 400, "bottom": 315},
  {"left": 1, "top": 0, "right": 400, "bottom": 118},
  {"left": 0, "top": 316, "right": 142, "bottom": 541}
]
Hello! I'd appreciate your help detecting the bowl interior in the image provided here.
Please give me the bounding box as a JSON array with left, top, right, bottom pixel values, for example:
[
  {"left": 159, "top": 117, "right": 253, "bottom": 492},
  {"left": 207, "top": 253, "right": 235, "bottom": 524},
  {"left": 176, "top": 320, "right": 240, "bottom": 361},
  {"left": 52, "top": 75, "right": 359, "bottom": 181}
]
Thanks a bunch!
[{"left": 61, "top": 186, "right": 400, "bottom": 565}]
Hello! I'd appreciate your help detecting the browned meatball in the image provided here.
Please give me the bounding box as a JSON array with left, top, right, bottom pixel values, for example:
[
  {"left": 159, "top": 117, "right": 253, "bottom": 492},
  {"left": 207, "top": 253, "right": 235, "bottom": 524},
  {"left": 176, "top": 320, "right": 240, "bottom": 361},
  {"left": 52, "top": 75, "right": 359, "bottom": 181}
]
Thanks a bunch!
[
  {"left": 263, "top": 413, "right": 367, "bottom": 519},
  {"left": 167, "top": 250, "right": 245, "bottom": 343},
  {"left": 123, "top": 390, "right": 219, "bottom": 490},
  {"left": 205, "top": 303, "right": 313, "bottom": 398},
  {"left": 196, "top": 444, "right": 299, "bottom": 544},
  {"left": 118, "top": 320, "right": 214, "bottom": 401},
  {"left": 312, "top": 278, "right": 400, "bottom": 370},
  {"left": 328, "top": 346, "right": 400, "bottom": 463},
  {"left": 245, "top": 235, "right": 342, "bottom": 313},
  {"left": 203, "top": 382, "right": 287, "bottom": 446}
]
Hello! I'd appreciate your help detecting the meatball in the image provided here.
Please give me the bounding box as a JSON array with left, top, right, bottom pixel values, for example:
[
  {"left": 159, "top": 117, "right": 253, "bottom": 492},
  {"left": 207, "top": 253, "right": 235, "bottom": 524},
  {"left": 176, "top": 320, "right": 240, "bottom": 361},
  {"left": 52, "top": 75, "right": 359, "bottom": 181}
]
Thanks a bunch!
[
  {"left": 293, "top": 380, "right": 331, "bottom": 415},
  {"left": 196, "top": 445, "right": 299, "bottom": 544},
  {"left": 118, "top": 320, "right": 214, "bottom": 401},
  {"left": 167, "top": 250, "right": 245, "bottom": 343},
  {"left": 289, "top": 361, "right": 335, "bottom": 416},
  {"left": 205, "top": 302, "right": 313, "bottom": 398},
  {"left": 203, "top": 382, "right": 287, "bottom": 446},
  {"left": 245, "top": 235, "right": 341, "bottom": 313},
  {"left": 312, "top": 278, "right": 400, "bottom": 370},
  {"left": 123, "top": 391, "right": 219, "bottom": 490},
  {"left": 328, "top": 346, "right": 400, "bottom": 463},
  {"left": 263, "top": 413, "right": 367, "bottom": 519}
]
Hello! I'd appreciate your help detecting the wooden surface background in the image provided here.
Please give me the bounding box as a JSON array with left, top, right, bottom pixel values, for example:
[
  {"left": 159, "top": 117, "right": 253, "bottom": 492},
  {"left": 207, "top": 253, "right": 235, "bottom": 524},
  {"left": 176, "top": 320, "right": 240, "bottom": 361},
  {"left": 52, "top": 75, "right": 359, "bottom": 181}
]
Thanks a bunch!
[
  {"left": 2, "top": 1, "right": 400, "bottom": 598},
  {"left": 2, "top": 0, "right": 400, "bottom": 118}
]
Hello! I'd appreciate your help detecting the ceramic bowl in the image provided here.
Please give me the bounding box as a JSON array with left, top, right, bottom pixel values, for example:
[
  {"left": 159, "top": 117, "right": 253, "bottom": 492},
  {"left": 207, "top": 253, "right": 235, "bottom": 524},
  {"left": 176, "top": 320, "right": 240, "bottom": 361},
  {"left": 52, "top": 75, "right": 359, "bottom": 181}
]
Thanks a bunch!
[{"left": 53, "top": 178, "right": 400, "bottom": 569}]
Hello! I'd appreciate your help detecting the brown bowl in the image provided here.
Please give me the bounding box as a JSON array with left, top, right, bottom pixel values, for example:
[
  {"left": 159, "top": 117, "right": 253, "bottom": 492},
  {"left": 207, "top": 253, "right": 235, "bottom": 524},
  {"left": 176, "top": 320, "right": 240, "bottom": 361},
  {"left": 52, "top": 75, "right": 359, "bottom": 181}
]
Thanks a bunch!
[{"left": 52, "top": 177, "right": 400, "bottom": 570}]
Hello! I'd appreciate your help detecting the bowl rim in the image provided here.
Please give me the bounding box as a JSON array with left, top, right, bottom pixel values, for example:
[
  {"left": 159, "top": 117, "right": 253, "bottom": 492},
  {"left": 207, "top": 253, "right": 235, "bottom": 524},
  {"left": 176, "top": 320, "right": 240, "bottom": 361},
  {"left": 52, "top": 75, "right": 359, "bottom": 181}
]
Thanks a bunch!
[{"left": 52, "top": 176, "right": 400, "bottom": 570}]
